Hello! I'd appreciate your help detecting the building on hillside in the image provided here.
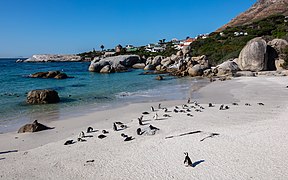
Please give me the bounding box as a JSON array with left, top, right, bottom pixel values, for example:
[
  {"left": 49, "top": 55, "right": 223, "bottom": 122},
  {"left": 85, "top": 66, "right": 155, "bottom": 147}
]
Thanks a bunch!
[
  {"left": 174, "top": 38, "right": 196, "bottom": 50},
  {"left": 145, "top": 43, "right": 165, "bottom": 52},
  {"left": 125, "top": 45, "right": 138, "bottom": 52}
]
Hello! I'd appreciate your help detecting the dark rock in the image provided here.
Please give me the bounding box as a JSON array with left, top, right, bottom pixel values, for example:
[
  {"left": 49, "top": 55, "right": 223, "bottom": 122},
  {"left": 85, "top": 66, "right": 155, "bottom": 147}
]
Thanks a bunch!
[
  {"left": 26, "top": 89, "right": 60, "bottom": 104},
  {"left": 155, "top": 75, "right": 164, "bottom": 80},
  {"left": 18, "top": 120, "right": 54, "bottom": 133}
]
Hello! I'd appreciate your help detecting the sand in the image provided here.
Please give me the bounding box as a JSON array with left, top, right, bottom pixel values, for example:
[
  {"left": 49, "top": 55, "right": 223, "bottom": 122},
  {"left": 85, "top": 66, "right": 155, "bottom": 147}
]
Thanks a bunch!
[{"left": 1, "top": 76, "right": 288, "bottom": 180}]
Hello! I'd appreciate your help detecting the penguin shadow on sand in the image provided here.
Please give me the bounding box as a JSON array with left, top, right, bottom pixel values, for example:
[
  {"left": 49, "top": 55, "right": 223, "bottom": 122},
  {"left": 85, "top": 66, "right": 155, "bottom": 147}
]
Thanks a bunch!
[{"left": 191, "top": 160, "right": 205, "bottom": 167}]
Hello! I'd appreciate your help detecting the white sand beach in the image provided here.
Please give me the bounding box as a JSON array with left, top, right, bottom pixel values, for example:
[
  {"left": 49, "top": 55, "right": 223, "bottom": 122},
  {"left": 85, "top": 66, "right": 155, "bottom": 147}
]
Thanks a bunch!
[{"left": 1, "top": 76, "right": 288, "bottom": 180}]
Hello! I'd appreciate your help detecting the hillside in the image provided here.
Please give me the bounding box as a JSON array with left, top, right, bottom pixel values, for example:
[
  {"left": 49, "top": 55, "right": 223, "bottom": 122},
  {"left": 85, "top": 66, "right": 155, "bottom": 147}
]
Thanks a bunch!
[
  {"left": 190, "top": 15, "right": 288, "bottom": 66},
  {"left": 217, "top": 0, "right": 288, "bottom": 32}
]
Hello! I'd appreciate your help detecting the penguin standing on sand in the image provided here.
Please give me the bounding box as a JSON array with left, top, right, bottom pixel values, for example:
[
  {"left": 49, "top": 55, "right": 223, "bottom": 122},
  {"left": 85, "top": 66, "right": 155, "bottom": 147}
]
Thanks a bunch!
[
  {"left": 138, "top": 117, "right": 143, "bottom": 125},
  {"left": 158, "top": 103, "right": 161, "bottom": 109},
  {"left": 153, "top": 113, "right": 158, "bottom": 120},
  {"left": 184, "top": 152, "right": 193, "bottom": 167},
  {"left": 113, "top": 123, "right": 118, "bottom": 131},
  {"left": 151, "top": 106, "right": 155, "bottom": 112}
]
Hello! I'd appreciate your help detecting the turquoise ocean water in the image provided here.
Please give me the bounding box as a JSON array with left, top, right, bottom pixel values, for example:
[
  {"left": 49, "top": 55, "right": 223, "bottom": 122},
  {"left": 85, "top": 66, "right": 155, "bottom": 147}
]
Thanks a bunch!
[{"left": 0, "top": 58, "right": 209, "bottom": 133}]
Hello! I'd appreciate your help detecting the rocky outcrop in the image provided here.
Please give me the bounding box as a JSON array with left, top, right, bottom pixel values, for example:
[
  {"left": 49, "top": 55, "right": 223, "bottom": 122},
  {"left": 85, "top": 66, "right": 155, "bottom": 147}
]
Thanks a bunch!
[
  {"left": 24, "top": 54, "right": 81, "bottom": 62},
  {"left": 29, "top": 71, "right": 71, "bottom": 79},
  {"left": 18, "top": 120, "right": 54, "bottom": 133},
  {"left": 268, "top": 39, "right": 288, "bottom": 70},
  {"left": 27, "top": 89, "right": 60, "bottom": 104},
  {"left": 89, "top": 55, "right": 140, "bottom": 73},
  {"left": 237, "top": 37, "right": 268, "bottom": 71}
]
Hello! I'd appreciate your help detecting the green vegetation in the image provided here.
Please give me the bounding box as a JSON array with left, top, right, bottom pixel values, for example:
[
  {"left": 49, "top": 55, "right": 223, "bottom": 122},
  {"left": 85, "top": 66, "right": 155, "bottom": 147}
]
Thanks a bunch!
[{"left": 191, "top": 15, "right": 288, "bottom": 66}]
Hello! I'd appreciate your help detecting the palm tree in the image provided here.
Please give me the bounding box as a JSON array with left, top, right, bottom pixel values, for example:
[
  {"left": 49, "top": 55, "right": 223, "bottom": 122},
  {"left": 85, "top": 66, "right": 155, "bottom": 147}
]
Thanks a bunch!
[{"left": 100, "top": 45, "right": 104, "bottom": 51}]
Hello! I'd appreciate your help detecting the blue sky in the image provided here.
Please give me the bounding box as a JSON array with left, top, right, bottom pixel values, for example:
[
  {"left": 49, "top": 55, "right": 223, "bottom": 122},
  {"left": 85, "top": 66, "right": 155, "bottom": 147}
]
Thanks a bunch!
[{"left": 0, "top": 0, "right": 256, "bottom": 57}]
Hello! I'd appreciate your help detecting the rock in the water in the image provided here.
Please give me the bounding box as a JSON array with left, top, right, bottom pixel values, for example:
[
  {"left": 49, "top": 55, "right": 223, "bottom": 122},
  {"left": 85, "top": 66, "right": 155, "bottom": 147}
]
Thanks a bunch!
[
  {"left": 24, "top": 54, "right": 81, "bottom": 62},
  {"left": 144, "top": 64, "right": 155, "bottom": 70},
  {"left": 100, "top": 65, "right": 115, "bottom": 73},
  {"left": 18, "top": 120, "right": 54, "bottom": 133},
  {"left": 30, "top": 71, "right": 70, "bottom": 79},
  {"left": 27, "top": 89, "right": 60, "bottom": 104},
  {"left": 238, "top": 37, "right": 268, "bottom": 71},
  {"left": 54, "top": 73, "right": 68, "bottom": 79},
  {"left": 89, "top": 55, "right": 140, "bottom": 72},
  {"left": 155, "top": 75, "right": 164, "bottom": 80}
]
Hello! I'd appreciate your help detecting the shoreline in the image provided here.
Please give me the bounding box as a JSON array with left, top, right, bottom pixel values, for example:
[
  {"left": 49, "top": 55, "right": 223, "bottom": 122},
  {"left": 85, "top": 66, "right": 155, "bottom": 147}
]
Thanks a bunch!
[{"left": 1, "top": 76, "right": 288, "bottom": 179}]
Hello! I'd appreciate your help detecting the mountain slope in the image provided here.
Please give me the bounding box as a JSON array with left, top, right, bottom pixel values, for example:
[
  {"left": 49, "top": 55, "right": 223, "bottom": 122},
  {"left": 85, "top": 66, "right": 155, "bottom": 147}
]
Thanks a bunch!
[{"left": 217, "top": 0, "right": 288, "bottom": 32}]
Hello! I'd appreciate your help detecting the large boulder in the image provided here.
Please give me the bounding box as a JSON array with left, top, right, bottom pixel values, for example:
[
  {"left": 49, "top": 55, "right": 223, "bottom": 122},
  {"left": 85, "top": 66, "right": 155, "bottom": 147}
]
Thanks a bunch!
[
  {"left": 27, "top": 89, "right": 60, "bottom": 104},
  {"left": 151, "top": 56, "right": 164, "bottom": 66},
  {"left": 216, "top": 60, "right": 239, "bottom": 76},
  {"left": 89, "top": 55, "right": 140, "bottom": 72},
  {"left": 238, "top": 37, "right": 268, "bottom": 71},
  {"left": 268, "top": 39, "right": 288, "bottom": 70},
  {"left": 18, "top": 120, "right": 54, "bottom": 133},
  {"left": 132, "top": 63, "right": 146, "bottom": 69},
  {"left": 268, "top": 39, "right": 288, "bottom": 54},
  {"left": 100, "top": 65, "right": 115, "bottom": 73},
  {"left": 188, "top": 64, "right": 204, "bottom": 77}
]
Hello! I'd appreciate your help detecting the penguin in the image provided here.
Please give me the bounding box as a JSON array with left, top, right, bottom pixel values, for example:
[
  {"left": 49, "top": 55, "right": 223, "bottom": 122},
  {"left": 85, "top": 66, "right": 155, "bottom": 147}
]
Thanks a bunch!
[
  {"left": 136, "top": 128, "right": 144, "bottom": 135},
  {"left": 153, "top": 113, "right": 158, "bottom": 120},
  {"left": 124, "top": 136, "right": 134, "bottom": 141},
  {"left": 225, "top": 105, "right": 230, "bottom": 110},
  {"left": 187, "top": 98, "right": 191, "bottom": 104},
  {"left": 164, "top": 108, "right": 168, "bottom": 112},
  {"left": 184, "top": 152, "right": 193, "bottom": 167},
  {"left": 138, "top": 117, "right": 143, "bottom": 125},
  {"left": 102, "top": 130, "right": 109, "bottom": 134},
  {"left": 158, "top": 103, "right": 161, "bottom": 109},
  {"left": 121, "top": 133, "right": 128, "bottom": 138},
  {"left": 163, "top": 114, "right": 171, "bottom": 117},
  {"left": 182, "top": 104, "right": 188, "bottom": 109},
  {"left": 232, "top": 102, "right": 239, "bottom": 106},
  {"left": 98, "top": 134, "right": 106, "bottom": 139},
  {"left": 209, "top": 103, "right": 214, "bottom": 107},
  {"left": 219, "top": 104, "right": 224, "bottom": 110},
  {"left": 113, "top": 123, "right": 118, "bottom": 131},
  {"left": 174, "top": 109, "right": 179, "bottom": 113},
  {"left": 79, "top": 131, "right": 85, "bottom": 139},
  {"left": 151, "top": 106, "right": 155, "bottom": 112},
  {"left": 87, "top": 127, "right": 93, "bottom": 133},
  {"left": 258, "top": 102, "right": 264, "bottom": 106},
  {"left": 245, "top": 103, "right": 251, "bottom": 106},
  {"left": 149, "top": 125, "right": 160, "bottom": 130}
]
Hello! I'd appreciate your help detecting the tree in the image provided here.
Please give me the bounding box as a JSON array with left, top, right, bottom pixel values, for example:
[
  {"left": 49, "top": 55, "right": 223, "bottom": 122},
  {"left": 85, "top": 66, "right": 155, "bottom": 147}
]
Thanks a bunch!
[{"left": 100, "top": 45, "right": 105, "bottom": 51}]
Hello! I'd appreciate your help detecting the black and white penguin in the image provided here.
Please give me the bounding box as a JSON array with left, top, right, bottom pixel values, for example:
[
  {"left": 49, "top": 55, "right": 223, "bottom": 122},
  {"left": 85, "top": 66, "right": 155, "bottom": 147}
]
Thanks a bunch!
[
  {"left": 184, "top": 152, "right": 193, "bottom": 167},
  {"left": 87, "top": 127, "right": 93, "bottom": 133},
  {"left": 151, "top": 106, "right": 155, "bottom": 112},
  {"left": 113, "top": 123, "right": 118, "bottom": 131}
]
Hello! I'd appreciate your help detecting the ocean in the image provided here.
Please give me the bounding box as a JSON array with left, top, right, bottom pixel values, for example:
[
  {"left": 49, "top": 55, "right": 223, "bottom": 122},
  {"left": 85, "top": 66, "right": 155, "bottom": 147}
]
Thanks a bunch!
[{"left": 0, "top": 58, "right": 209, "bottom": 133}]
